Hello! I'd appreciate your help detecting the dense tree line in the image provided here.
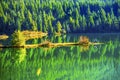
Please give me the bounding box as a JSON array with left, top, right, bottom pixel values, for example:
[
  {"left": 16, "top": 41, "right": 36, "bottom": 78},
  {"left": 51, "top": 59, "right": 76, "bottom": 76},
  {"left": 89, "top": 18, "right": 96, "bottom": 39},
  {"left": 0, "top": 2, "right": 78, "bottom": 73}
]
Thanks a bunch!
[{"left": 0, "top": 0, "right": 120, "bottom": 34}]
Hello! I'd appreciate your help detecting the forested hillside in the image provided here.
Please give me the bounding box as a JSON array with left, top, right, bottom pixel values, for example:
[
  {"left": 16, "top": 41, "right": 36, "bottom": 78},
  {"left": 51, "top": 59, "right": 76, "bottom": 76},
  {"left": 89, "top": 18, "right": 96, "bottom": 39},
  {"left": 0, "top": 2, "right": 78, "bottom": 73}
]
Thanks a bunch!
[{"left": 0, "top": 0, "right": 120, "bottom": 34}]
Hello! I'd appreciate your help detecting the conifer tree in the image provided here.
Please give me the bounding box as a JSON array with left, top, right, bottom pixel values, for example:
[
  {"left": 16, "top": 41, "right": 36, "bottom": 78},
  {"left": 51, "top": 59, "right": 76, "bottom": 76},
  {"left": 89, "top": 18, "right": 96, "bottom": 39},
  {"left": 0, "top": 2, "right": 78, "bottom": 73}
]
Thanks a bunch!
[
  {"left": 100, "top": 8, "right": 107, "bottom": 24},
  {"left": 82, "top": 15, "right": 87, "bottom": 30},
  {"left": 56, "top": 21, "right": 62, "bottom": 33},
  {"left": 107, "top": 13, "right": 112, "bottom": 27}
]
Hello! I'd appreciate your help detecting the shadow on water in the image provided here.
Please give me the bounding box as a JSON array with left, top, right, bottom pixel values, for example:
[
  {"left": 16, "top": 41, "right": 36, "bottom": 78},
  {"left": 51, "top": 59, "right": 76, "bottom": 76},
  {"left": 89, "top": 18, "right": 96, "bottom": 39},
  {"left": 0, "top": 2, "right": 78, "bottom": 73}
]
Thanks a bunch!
[{"left": 0, "top": 33, "right": 120, "bottom": 80}]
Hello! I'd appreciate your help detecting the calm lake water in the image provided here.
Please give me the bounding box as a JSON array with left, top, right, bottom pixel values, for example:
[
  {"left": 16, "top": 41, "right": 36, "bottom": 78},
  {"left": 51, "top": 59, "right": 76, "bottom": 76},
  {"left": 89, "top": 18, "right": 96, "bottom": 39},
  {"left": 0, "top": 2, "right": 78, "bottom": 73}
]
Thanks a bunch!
[{"left": 0, "top": 33, "right": 120, "bottom": 80}]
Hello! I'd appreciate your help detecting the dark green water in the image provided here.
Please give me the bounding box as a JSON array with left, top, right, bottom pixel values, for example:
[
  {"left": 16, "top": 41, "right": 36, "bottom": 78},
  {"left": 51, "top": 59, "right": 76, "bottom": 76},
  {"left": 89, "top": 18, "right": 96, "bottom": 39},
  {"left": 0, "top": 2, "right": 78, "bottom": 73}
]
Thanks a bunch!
[{"left": 0, "top": 33, "right": 120, "bottom": 80}]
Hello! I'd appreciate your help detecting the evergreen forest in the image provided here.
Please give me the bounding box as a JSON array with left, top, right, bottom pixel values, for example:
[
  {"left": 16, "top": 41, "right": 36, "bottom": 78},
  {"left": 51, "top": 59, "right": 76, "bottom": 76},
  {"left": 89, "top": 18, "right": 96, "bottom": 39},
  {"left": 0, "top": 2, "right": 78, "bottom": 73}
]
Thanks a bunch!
[{"left": 0, "top": 0, "right": 120, "bottom": 34}]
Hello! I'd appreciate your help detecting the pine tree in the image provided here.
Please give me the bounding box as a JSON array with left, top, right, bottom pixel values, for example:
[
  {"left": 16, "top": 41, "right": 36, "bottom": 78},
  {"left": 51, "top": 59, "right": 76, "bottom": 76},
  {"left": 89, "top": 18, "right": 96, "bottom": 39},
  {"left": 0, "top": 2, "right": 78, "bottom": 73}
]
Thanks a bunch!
[
  {"left": 75, "top": 8, "right": 79, "bottom": 28},
  {"left": 28, "top": 10, "right": 32, "bottom": 23},
  {"left": 107, "top": 13, "right": 112, "bottom": 27},
  {"left": 110, "top": 8, "right": 115, "bottom": 20},
  {"left": 89, "top": 15, "right": 95, "bottom": 27},
  {"left": 79, "top": 14, "right": 82, "bottom": 28},
  {"left": 38, "top": 14, "right": 42, "bottom": 31},
  {"left": 32, "top": 20, "right": 37, "bottom": 31},
  {"left": 82, "top": 15, "right": 87, "bottom": 30},
  {"left": 43, "top": 11, "right": 48, "bottom": 32},
  {"left": 48, "top": 15, "right": 53, "bottom": 33},
  {"left": 16, "top": 19, "right": 21, "bottom": 31},
  {"left": 56, "top": 21, "right": 62, "bottom": 33},
  {"left": 100, "top": 8, "right": 107, "bottom": 24},
  {"left": 0, "top": 3, "right": 4, "bottom": 17}
]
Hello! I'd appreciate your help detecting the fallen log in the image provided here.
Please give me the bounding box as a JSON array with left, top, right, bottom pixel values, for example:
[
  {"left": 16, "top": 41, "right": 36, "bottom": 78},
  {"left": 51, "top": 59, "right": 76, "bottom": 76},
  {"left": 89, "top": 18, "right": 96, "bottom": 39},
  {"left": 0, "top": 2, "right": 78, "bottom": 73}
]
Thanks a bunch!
[
  {"left": 0, "top": 34, "right": 9, "bottom": 40},
  {"left": 0, "top": 42, "right": 104, "bottom": 48}
]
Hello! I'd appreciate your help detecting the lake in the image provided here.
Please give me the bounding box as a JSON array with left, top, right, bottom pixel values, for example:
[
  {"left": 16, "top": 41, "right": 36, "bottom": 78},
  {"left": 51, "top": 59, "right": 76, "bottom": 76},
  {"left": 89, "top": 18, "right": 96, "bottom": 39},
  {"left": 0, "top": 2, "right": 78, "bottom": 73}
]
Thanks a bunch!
[{"left": 0, "top": 33, "right": 120, "bottom": 80}]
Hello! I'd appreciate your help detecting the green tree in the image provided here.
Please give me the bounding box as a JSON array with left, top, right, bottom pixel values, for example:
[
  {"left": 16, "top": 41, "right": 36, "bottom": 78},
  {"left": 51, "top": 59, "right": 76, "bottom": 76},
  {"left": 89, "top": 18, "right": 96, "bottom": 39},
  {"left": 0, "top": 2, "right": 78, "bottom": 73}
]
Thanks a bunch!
[
  {"left": 28, "top": 10, "right": 32, "bottom": 23},
  {"left": 38, "top": 14, "right": 42, "bottom": 31},
  {"left": 113, "top": 17, "right": 119, "bottom": 29},
  {"left": 31, "top": 20, "right": 37, "bottom": 31},
  {"left": 43, "top": 11, "right": 48, "bottom": 32},
  {"left": 87, "top": 6, "right": 95, "bottom": 27},
  {"left": 69, "top": 17, "right": 75, "bottom": 24},
  {"left": 107, "top": 13, "right": 112, "bottom": 27},
  {"left": 3, "top": 15, "right": 7, "bottom": 23},
  {"left": 82, "top": 15, "right": 87, "bottom": 30},
  {"left": 48, "top": 15, "right": 53, "bottom": 33},
  {"left": 17, "top": 12, "right": 22, "bottom": 30},
  {"left": 16, "top": 19, "right": 21, "bottom": 31},
  {"left": 0, "top": 3, "right": 4, "bottom": 17},
  {"left": 20, "top": 0, "right": 25, "bottom": 12},
  {"left": 48, "top": 10, "right": 55, "bottom": 33},
  {"left": 11, "top": 30, "right": 25, "bottom": 46},
  {"left": 89, "top": 15, "right": 95, "bottom": 27},
  {"left": 100, "top": 8, "right": 107, "bottom": 24},
  {"left": 27, "top": 10, "right": 37, "bottom": 31},
  {"left": 69, "top": 17, "right": 76, "bottom": 31},
  {"left": 87, "top": 6, "right": 91, "bottom": 15},
  {"left": 75, "top": 8, "right": 79, "bottom": 27},
  {"left": 56, "top": 21, "right": 62, "bottom": 33},
  {"left": 57, "top": 2, "right": 65, "bottom": 18},
  {"left": 79, "top": 14, "right": 82, "bottom": 28},
  {"left": 110, "top": 8, "right": 115, "bottom": 20}
]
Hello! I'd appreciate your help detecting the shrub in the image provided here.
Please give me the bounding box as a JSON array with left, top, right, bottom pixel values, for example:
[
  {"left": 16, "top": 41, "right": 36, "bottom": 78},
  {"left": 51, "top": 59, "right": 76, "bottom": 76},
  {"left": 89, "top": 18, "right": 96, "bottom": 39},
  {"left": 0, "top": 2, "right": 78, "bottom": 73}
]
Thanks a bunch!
[{"left": 11, "top": 30, "right": 25, "bottom": 46}]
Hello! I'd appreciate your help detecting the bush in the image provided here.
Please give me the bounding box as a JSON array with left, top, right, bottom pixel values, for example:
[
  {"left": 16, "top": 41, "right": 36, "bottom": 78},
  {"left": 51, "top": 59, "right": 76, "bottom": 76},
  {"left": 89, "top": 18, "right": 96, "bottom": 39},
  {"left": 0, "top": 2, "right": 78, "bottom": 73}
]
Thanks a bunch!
[{"left": 11, "top": 30, "right": 25, "bottom": 46}]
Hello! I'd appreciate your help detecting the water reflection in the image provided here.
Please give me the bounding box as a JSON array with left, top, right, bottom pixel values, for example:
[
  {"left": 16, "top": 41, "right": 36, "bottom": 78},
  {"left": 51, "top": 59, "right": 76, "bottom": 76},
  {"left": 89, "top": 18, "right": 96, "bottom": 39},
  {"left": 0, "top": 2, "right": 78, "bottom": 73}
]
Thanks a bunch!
[
  {"left": 0, "top": 34, "right": 120, "bottom": 80},
  {"left": 12, "top": 48, "right": 26, "bottom": 63}
]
